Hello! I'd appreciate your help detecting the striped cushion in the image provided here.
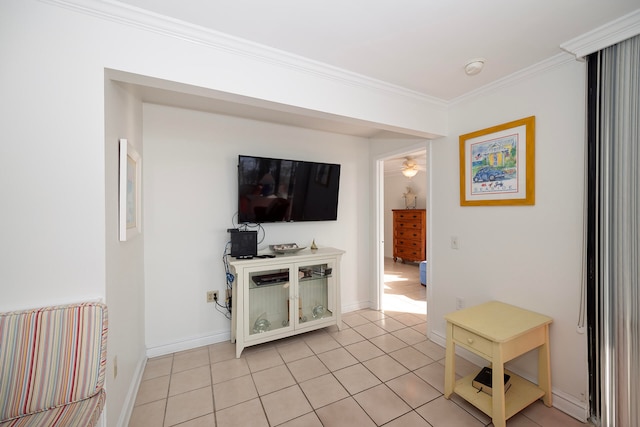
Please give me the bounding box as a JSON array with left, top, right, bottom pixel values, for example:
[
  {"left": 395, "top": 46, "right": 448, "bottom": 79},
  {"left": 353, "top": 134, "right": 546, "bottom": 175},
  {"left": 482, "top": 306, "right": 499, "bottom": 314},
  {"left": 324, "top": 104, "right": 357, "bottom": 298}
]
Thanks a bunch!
[
  {"left": 0, "top": 389, "right": 105, "bottom": 427},
  {"left": 0, "top": 303, "right": 108, "bottom": 423}
]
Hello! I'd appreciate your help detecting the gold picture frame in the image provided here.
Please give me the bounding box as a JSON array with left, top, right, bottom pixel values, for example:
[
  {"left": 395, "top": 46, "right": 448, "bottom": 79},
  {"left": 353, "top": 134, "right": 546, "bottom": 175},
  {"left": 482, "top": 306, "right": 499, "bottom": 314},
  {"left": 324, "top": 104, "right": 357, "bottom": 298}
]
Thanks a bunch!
[{"left": 459, "top": 116, "right": 535, "bottom": 206}]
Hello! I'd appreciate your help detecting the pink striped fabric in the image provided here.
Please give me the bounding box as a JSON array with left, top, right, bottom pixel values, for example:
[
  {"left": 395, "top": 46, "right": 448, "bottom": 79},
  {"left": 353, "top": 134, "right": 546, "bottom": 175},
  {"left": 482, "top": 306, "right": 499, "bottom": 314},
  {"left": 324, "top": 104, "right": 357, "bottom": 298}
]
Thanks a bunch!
[
  {"left": 0, "top": 302, "right": 108, "bottom": 424},
  {"left": 0, "top": 389, "right": 105, "bottom": 427}
]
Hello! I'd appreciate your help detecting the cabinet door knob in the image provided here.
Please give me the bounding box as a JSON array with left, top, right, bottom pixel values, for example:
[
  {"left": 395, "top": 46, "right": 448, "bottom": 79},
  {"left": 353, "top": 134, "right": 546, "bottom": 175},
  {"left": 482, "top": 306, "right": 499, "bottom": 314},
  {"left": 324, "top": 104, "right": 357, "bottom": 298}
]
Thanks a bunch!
[{"left": 467, "top": 338, "right": 474, "bottom": 344}]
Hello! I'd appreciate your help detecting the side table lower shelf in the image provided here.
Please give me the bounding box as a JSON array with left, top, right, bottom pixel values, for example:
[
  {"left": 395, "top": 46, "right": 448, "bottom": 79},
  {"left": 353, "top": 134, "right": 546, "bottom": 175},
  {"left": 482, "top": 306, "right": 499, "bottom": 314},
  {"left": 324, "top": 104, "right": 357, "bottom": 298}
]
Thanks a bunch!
[{"left": 453, "top": 370, "right": 545, "bottom": 420}]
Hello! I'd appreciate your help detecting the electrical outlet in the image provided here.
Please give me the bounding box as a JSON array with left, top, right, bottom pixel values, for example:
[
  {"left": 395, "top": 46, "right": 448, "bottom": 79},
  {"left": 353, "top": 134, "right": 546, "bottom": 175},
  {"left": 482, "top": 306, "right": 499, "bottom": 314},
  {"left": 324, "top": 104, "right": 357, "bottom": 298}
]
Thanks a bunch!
[
  {"left": 450, "top": 236, "right": 460, "bottom": 249},
  {"left": 207, "top": 291, "right": 218, "bottom": 303},
  {"left": 456, "top": 297, "right": 465, "bottom": 310}
]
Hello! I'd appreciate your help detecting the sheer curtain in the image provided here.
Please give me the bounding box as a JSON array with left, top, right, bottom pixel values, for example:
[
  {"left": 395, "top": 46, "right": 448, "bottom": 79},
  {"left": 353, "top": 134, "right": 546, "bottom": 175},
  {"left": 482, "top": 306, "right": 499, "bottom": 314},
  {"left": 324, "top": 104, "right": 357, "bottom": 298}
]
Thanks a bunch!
[{"left": 587, "top": 34, "right": 640, "bottom": 427}]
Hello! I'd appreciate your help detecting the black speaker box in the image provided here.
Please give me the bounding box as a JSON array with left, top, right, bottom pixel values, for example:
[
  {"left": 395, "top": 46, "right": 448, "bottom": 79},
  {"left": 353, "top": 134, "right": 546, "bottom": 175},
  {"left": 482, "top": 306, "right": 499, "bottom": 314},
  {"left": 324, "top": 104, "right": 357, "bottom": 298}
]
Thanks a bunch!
[{"left": 230, "top": 230, "right": 258, "bottom": 258}]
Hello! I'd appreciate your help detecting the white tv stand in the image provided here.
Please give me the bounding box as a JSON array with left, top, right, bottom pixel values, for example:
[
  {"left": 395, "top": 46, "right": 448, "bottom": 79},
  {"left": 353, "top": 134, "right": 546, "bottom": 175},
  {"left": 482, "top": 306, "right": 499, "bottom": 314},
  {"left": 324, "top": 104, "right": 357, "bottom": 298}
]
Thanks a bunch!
[{"left": 229, "top": 247, "right": 344, "bottom": 358}]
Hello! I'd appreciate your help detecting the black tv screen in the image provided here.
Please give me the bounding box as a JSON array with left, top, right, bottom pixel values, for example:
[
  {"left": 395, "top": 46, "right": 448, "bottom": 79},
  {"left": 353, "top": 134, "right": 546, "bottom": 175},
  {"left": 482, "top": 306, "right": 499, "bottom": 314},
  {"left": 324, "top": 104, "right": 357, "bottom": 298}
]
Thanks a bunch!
[{"left": 237, "top": 155, "right": 341, "bottom": 223}]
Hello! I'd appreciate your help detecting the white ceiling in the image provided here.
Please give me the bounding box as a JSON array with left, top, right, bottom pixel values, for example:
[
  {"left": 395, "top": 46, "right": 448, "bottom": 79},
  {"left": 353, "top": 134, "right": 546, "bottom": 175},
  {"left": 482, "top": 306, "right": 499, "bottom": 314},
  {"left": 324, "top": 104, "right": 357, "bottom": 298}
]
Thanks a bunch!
[{"left": 116, "top": 0, "right": 639, "bottom": 101}]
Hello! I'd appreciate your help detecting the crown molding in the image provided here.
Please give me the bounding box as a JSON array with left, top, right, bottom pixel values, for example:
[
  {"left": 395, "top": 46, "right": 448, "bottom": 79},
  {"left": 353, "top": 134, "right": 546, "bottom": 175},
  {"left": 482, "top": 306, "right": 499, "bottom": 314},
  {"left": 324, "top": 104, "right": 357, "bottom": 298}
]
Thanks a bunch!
[
  {"left": 39, "top": 0, "right": 447, "bottom": 107},
  {"left": 448, "top": 53, "right": 574, "bottom": 106},
  {"left": 561, "top": 8, "right": 640, "bottom": 58},
  {"left": 450, "top": 9, "right": 640, "bottom": 106}
]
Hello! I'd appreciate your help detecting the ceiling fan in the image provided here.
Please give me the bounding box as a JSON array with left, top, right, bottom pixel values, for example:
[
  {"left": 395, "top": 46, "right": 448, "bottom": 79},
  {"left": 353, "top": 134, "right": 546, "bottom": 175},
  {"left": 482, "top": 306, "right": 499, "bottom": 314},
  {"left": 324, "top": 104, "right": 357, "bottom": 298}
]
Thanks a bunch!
[{"left": 401, "top": 157, "right": 420, "bottom": 178}]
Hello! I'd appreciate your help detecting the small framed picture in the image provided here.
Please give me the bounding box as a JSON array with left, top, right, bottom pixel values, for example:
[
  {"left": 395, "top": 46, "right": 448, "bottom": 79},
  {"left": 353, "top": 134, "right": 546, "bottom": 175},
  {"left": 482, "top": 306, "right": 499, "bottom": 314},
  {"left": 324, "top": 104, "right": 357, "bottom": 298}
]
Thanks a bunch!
[{"left": 119, "top": 138, "right": 141, "bottom": 241}]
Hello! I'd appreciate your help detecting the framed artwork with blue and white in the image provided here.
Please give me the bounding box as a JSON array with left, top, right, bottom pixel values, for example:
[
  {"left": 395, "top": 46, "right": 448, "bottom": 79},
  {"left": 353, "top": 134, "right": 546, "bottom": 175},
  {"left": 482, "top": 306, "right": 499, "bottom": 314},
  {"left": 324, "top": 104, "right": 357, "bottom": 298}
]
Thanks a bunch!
[{"left": 459, "top": 116, "right": 535, "bottom": 206}]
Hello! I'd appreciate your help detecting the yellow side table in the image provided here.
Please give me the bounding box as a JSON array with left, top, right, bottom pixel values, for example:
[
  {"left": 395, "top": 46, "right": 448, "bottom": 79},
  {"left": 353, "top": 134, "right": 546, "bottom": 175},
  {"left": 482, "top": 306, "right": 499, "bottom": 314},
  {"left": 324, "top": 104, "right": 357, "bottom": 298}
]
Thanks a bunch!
[{"left": 444, "top": 301, "right": 552, "bottom": 427}]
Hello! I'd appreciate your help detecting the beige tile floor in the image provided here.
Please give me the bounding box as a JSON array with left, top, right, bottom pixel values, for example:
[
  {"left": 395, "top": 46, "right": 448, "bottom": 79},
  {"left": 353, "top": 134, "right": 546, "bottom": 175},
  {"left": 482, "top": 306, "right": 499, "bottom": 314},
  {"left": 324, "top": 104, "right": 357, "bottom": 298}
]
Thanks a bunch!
[
  {"left": 129, "top": 259, "right": 586, "bottom": 427},
  {"left": 382, "top": 258, "right": 427, "bottom": 315}
]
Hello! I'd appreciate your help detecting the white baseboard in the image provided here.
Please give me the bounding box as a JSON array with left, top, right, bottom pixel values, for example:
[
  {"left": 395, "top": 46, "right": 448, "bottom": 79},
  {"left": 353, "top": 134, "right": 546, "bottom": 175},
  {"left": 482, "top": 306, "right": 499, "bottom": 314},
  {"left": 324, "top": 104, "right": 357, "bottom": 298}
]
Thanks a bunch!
[
  {"left": 146, "top": 330, "right": 231, "bottom": 358},
  {"left": 552, "top": 388, "right": 589, "bottom": 423},
  {"left": 341, "top": 300, "right": 373, "bottom": 313},
  {"left": 116, "top": 353, "right": 147, "bottom": 427},
  {"left": 428, "top": 330, "right": 588, "bottom": 423}
]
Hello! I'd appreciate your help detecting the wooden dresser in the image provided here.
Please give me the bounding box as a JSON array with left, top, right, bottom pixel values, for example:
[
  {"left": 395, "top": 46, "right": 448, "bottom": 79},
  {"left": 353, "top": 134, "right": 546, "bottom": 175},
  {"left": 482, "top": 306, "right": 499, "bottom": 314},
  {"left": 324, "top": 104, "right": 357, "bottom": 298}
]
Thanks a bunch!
[{"left": 392, "top": 209, "right": 426, "bottom": 263}]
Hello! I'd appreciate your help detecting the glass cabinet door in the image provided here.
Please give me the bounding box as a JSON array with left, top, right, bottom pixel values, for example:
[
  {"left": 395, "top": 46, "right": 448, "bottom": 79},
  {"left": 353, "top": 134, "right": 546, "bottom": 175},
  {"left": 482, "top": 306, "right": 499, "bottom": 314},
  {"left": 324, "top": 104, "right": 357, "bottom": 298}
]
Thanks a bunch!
[
  {"left": 296, "top": 261, "right": 335, "bottom": 326},
  {"left": 247, "top": 268, "right": 292, "bottom": 337}
]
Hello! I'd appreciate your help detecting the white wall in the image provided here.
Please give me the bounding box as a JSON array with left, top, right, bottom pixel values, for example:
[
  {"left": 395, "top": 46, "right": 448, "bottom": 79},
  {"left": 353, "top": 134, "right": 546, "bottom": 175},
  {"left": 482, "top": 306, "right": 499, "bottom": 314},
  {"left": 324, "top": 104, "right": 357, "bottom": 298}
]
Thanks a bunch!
[
  {"left": 142, "top": 104, "right": 371, "bottom": 353},
  {"left": 429, "top": 58, "right": 588, "bottom": 419},
  {"left": 104, "top": 79, "right": 147, "bottom": 426},
  {"left": 1, "top": 0, "right": 591, "bottom": 423},
  {"left": 0, "top": 1, "right": 107, "bottom": 310},
  {"left": 1, "top": 1, "right": 446, "bottom": 425}
]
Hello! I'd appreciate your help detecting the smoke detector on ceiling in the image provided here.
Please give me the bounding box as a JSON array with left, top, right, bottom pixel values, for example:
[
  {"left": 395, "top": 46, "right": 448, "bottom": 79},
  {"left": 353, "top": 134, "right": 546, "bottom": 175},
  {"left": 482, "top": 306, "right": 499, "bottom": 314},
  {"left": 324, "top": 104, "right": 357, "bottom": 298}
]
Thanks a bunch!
[{"left": 464, "top": 58, "right": 486, "bottom": 76}]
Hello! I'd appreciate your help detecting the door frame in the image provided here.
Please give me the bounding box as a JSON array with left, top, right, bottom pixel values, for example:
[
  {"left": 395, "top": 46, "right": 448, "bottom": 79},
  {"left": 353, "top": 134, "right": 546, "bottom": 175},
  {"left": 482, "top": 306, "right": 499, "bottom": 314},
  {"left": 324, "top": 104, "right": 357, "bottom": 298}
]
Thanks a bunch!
[{"left": 372, "top": 142, "right": 431, "bottom": 313}]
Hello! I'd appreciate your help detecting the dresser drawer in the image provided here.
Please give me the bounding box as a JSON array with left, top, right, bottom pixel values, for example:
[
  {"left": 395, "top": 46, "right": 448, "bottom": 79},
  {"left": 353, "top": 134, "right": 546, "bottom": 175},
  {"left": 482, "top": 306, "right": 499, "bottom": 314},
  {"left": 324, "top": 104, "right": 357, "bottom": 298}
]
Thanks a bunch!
[
  {"left": 395, "top": 211, "right": 424, "bottom": 221},
  {"left": 395, "top": 221, "right": 422, "bottom": 230},
  {"left": 395, "top": 229, "right": 422, "bottom": 240},
  {"left": 452, "top": 325, "right": 492, "bottom": 357},
  {"left": 395, "top": 239, "right": 422, "bottom": 248},
  {"left": 393, "top": 247, "right": 423, "bottom": 260}
]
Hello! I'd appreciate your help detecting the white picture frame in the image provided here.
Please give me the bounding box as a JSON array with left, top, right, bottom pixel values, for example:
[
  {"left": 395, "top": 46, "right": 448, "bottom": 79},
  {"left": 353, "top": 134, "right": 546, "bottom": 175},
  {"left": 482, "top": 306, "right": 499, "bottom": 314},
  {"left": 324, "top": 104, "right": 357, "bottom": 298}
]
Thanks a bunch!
[{"left": 119, "top": 138, "right": 141, "bottom": 241}]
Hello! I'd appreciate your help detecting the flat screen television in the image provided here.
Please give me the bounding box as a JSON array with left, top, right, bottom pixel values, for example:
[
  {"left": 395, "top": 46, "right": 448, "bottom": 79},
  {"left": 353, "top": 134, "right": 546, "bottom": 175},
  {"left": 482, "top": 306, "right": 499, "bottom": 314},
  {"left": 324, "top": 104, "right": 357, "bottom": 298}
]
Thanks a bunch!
[{"left": 237, "top": 155, "right": 341, "bottom": 223}]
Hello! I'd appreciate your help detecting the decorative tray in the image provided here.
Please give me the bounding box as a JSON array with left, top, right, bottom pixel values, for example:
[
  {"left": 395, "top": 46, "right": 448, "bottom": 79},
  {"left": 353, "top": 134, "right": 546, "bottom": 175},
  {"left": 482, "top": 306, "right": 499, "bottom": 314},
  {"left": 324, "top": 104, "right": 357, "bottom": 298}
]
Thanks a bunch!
[{"left": 270, "top": 243, "right": 306, "bottom": 254}]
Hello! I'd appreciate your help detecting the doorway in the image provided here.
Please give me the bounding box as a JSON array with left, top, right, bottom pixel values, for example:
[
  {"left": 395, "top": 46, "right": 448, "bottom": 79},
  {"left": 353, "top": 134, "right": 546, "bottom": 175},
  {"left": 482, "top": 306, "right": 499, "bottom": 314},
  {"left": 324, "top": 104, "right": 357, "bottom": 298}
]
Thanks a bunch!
[{"left": 375, "top": 145, "right": 429, "bottom": 316}]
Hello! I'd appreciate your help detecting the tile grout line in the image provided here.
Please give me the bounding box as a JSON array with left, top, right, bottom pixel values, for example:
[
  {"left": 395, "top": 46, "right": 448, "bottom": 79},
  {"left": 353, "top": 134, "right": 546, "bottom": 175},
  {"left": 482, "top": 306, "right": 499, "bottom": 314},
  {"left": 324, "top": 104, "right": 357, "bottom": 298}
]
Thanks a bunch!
[
  {"left": 163, "top": 354, "right": 174, "bottom": 426},
  {"left": 207, "top": 345, "right": 217, "bottom": 427}
]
